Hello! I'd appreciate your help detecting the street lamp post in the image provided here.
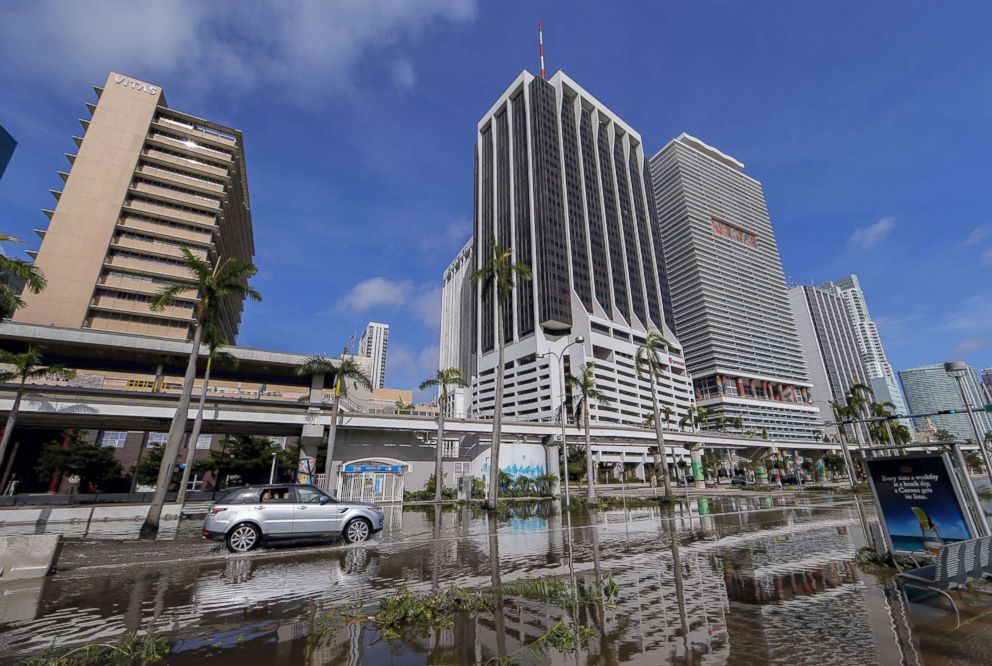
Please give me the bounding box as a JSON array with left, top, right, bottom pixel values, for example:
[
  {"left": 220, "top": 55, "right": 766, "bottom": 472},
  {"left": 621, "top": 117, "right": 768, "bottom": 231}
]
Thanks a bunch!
[
  {"left": 945, "top": 361, "right": 992, "bottom": 490},
  {"left": 269, "top": 451, "right": 278, "bottom": 484},
  {"left": 814, "top": 399, "right": 857, "bottom": 487},
  {"left": 540, "top": 336, "right": 585, "bottom": 508}
]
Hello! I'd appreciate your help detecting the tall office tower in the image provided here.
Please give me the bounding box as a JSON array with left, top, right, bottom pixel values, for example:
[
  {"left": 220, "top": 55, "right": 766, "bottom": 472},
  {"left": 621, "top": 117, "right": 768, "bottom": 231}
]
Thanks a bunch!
[
  {"left": 359, "top": 322, "right": 389, "bottom": 389},
  {"left": 15, "top": 72, "right": 254, "bottom": 341},
  {"left": 981, "top": 368, "right": 992, "bottom": 403},
  {"left": 787, "top": 284, "right": 869, "bottom": 438},
  {"left": 0, "top": 124, "right": 15, "bottom": 180},
  {"left": 822, "top": 274, "right": 911, "bottom": 430},
  {"left": 649, "top": 133, "right": 818, "bottom": 441},
  {"left": 451, "top": 70, "right": 693, "bottom": 425},
  {"left": 899, "top": 364, "right": 992, "bottom": 441},
  {"left": 439, "top": 239, "right": 475, "bottom": 378}
]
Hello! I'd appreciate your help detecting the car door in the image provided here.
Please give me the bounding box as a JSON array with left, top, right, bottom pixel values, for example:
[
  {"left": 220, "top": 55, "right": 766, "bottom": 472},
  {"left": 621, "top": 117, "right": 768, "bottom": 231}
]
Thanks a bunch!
[
  {"left": 255, "top": 486, "right": 295, "bottom": 536},
  {"left": 293, "top": 486, "right": 345, "bottom": 535}
]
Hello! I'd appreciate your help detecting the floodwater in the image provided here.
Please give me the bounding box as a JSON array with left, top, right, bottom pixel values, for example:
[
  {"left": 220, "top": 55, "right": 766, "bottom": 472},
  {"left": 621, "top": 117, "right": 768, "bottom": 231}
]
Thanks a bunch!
[{"left": 0, "top": 495, "right": 989, "bottom": 665}]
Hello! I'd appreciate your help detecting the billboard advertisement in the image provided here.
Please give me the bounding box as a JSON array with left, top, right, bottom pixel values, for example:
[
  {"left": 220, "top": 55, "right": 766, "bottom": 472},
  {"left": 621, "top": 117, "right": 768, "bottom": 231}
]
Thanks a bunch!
[
  {"left": 865, "top": 454, "right": 975, "bottom": 553},
  {"left": 296, "top": 456, "right": 316, "bottom": 485}
]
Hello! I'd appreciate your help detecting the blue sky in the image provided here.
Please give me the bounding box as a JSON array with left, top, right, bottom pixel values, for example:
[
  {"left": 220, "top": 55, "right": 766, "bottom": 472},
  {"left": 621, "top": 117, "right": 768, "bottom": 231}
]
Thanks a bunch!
[{"left": 0, "top": 1, "right": 989, "bottom": 398}]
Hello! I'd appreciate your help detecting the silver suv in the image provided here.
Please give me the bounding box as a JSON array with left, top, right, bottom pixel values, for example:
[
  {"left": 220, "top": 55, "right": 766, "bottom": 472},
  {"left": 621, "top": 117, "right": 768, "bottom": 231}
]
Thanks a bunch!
[{"left": 202, "top": 484, "right": 385, "bottom": 553}]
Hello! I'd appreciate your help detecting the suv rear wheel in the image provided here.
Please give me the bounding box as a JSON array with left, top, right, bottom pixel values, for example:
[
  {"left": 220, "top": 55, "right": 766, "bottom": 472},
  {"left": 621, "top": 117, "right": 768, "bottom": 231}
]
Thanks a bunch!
[
  {"left": 227, "top": 522, "right": 261, "bottom": 553},
  {"left": 343, "top": 518, "right": 372, "bottom": 544}
]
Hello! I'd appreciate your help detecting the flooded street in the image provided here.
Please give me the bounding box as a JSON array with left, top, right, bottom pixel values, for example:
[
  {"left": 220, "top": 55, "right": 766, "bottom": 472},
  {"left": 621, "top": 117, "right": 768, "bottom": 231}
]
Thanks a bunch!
[{"left": 1, "top": 495, "right": 989, "bottom": 664}]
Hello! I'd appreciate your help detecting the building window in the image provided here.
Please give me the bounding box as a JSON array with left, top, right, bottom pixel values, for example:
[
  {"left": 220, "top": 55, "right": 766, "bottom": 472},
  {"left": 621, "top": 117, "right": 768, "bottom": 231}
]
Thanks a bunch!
[
  {"left": 454, "top": 462, "right": 472, "bottom": 476},
  {"left": 269, "top": 436, "right": 287, "bottom": 450},
  {"left": 100, "top": 431, "right": 129, "bottom": 448},
  {"left": 195, "top": 434, "right": 212, "bottom": 449},
  {"left": 147, "top": 432, "right": 168, "bottom": 448}
]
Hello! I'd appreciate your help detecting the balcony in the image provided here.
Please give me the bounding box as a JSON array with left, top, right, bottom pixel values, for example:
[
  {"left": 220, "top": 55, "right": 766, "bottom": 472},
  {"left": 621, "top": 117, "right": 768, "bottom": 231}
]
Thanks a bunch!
[
  {"left": 153, "top": 116, "right": 238, "bottom": 149},
  {"left": 118, "top": 216, "right": 214, "bottom": 245},
  {"left": 125, "top": 198, "right": 218, "bottom": 228},
  {"left": 104, "top": 254, "right": 195, "bottom": 281},
  {"left": 132, "top": 180, "right": 222, "bottom": 213},
  {"left": 141, "top": 147, "right": 230, "bottom": 180},
  {"left": 145, "top": 131, "right": 233, "bottom": 165},
  {"left": 90, "top": 294, "right": 195, "bottom": 321},
  {"left": 135, "top": 163, "right": 226, "bottom": 197},
  {"left": 111, "top": 235, "right": 208, "bottom": 262}
]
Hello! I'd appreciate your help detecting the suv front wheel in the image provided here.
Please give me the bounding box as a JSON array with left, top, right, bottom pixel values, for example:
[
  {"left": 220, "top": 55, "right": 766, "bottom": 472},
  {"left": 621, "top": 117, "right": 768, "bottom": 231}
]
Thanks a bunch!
[
  {"left": 227, "top": 522, "right": 261, "bottom": 553},
  {"left": 343, "top": 518, "right": 372, "bottom": 544}
]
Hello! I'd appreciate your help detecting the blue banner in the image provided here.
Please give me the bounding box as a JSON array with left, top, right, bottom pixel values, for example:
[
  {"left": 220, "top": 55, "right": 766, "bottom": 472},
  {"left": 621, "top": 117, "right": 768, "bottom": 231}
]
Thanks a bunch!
[{"left": 343, "top": 465, "right": 406, "bottom": 473}]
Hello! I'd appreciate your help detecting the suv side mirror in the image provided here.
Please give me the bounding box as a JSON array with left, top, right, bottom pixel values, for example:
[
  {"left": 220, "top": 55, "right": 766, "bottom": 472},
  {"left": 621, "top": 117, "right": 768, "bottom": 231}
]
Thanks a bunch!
[{"left": 319, "top": 496, "right": 329, "bottom": 505}]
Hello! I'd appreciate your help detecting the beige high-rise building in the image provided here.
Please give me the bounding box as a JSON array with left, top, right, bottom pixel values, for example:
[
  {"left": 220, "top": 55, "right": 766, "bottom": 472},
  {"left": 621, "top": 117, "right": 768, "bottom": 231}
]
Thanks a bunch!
[{"left": 16, "top": 72, "right": 254, "bottom": 341}]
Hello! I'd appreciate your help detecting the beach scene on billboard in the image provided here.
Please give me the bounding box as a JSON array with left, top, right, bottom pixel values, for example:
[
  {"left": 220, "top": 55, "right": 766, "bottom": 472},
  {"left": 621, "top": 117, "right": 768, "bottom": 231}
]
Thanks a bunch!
[{"left": 866, "top": 455, "right": 974, "bottom": 553}]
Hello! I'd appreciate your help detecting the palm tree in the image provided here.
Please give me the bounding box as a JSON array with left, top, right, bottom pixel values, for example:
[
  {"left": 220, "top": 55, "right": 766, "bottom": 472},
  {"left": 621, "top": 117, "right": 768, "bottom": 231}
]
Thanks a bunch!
[
  {"left": 0, "top": 347, "right": 75, "bottom": 479},
  {"left": 678, "top": 406, "right": 695, "bottom": 432},
  {"left": 869, "top": 400, "right": 898, "bottom": 446},
  {"left": 470, "top": 238, "right": 532, "bottom": 509},
  {"left": 297, "top": 356, "right": 372, "bottom": 493},
  {"left": 695, "top": 406, "right": 711, "bottom": 430},
  {"left": 644, "top": 405, "right": 675, "bottom": 430},
  {"left": 567, "top": 364, "right": 606, "bottom": 502},
  {"left": 419, "top": 368, "right": 468, "bottom": 503},
  {"left": 733, "top": 416, "right": 744, "bottom": 431},
  {"left": 636, "top": 331, "right": 677, "bottom": 499},
  {"left": 846, "top": 381, "right": 875, "bottom": 445},
  {"left": 0, "top": 234, "right": 46, "bottom": 320},
  {"left": 140, "top": 248, "right": 261, "bottom": 539},
  {"left": 176, "top": 325, "right": 238, "bottom": 504}
]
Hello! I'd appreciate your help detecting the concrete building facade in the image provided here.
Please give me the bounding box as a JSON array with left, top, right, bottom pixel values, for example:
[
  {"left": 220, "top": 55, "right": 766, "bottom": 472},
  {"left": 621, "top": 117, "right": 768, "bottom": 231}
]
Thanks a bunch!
[
  {"left": 15, "top": 72, "right": 254, "bottom": 342},
  {"left": 452, "top": 70, "right": 694, "bottom": 428},
  {"left": 899, "top": 363, "right": 992, "bottom": 442},
  {"left": 359, "top": 321, "right": 389, "bottom": 389},
  {"left": 787, "top": 284, "right": 869, "bottom": 438},
  {"left": 649, "top": 133, "right": 819, "bottom": 440},
  {"left": 822, "top": 274, "right": 911, "bottom": 431}
]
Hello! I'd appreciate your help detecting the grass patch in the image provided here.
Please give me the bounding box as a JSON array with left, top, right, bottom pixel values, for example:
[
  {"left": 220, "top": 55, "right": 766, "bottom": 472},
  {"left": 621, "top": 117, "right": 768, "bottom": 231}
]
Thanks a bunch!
[
  {"left": 337, "top": 574, "right": 615, "bottom": 662},
  {"left": 21, "top": 632, "right": 169, "bottom": 666}
]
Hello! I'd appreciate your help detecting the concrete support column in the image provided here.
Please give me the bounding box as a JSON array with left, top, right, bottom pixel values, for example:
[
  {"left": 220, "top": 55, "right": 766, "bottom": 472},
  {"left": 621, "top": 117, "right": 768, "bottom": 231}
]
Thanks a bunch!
[
  {"left": 690, "top": 443, "right": 706, "bottom": 489},
  {"left": 545, "top": 442, "right": 561, "bottom": 496},
  {"left": 651, "top": 448, "right": 661, "bottom": 487}
]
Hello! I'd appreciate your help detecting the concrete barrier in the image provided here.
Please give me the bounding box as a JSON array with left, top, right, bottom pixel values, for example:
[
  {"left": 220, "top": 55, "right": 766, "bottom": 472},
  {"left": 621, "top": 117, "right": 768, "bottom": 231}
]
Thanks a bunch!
[{"left": 0, "top": 534, "right": 62, "bottom": 580}]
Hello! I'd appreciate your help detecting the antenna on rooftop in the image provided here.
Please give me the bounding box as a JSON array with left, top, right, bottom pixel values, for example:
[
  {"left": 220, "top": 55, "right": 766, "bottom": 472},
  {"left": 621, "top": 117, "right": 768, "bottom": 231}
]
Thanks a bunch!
[{"left": 538, "top": 18, "right": 546, "bottom": 80}]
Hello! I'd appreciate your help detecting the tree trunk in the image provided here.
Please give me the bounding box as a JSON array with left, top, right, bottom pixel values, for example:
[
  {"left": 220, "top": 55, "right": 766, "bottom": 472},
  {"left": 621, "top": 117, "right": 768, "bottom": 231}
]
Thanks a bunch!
[
  {"left": 651, "top": 382, "right": 674, "bottom": 499},
  {"left": 322, "top": 382, "right": 341, "bottom": 494},
  {"left": 0, "top": 379, "right": 25, "bottom": 479},
  {"left": 140, "top": 323, "right": 204, "bottom": 539},
  {"left": 177, "top": 357, "right": 212, "bottom": 504},
  {"left": 434, "top": 395, "right": 445, "bottom": 503},
  {"left": 488, "top": 311, "right": 505, "bottom": 509},
  {"left": 584, "top": 405, "right": 595, "bottom": 502}
]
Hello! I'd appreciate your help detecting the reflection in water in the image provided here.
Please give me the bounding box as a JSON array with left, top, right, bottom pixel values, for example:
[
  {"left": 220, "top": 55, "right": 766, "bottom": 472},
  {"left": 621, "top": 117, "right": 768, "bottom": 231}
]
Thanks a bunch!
[{"left": 0, "top": 497, "right": 981, "bottom": 664}]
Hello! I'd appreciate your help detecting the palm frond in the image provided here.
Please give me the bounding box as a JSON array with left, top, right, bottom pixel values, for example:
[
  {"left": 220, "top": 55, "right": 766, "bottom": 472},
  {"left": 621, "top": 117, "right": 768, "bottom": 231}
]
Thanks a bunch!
[
  {"left": 150, "top": 284, "right": 194, "bottom": 312},
  {"left": 338, "top": 358, "right": 373, "bottom": 390},
  {"left": 179, "top": 247, "right": 213, "bottom": 283},
  {"left": 0, "top": 256, "right": 46, "bottom": 293},
  {"left": 297, "top": 355, "right": 338, "bottom": 377},
  {"left": 0, "top": 370, "right": 16, "bottom": 383},
  {"left": 418, "top": 378, "right": 440, "bottom": 391}
]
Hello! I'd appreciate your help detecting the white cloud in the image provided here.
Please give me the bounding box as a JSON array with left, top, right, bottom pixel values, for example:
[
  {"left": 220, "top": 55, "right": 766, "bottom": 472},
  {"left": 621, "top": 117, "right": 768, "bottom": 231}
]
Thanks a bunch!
[
  {"left": 0, "top": 0, "right": 476, "bottom": 102},
  {"left": 391, "top": 59, "right": 417, "bottom": 90},
  {"left": 981, "top": 248, "right": 992, "bottom": 266},
  {"left": 410, "top": 286, "right": 442, "bottom": 330},
  {"left": 338, "top": 276, "right": 410, "bottom": 311},
  {"left": 951, "top": 337, "right": 990, "bottom": 356},
  {"left": 336, "top": 276, "right": 441, "bottom": 330},
  {"left": 848, "top": 216, "right": 895, "bottom": 250},
  {"left": 966, "top": 226, "right": 991, "bottom": 246}
]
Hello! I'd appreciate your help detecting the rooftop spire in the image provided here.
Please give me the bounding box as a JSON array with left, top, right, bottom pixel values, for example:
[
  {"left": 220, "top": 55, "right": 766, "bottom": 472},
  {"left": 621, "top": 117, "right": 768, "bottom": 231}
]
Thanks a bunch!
[{"left": 538, "top": 18, "right": 546, "bottom": 80}]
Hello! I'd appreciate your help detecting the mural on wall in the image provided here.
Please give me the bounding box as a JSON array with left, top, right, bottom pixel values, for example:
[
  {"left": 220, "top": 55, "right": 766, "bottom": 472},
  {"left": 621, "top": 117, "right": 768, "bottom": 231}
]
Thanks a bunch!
[{"left": 480, "top": 462, "right": 546, "bottom": 480}]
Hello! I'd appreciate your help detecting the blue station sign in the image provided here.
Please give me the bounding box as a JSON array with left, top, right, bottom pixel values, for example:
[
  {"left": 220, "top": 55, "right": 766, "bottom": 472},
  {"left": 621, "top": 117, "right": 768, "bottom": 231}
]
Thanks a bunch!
[{"left": 344, "top": 464, "right": 406, "bottom": 474}]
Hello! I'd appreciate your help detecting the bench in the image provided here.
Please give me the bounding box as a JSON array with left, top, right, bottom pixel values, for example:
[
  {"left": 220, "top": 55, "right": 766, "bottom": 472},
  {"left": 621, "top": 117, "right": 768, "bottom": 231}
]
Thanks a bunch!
[{"left": 895, "top": 535, "right": 992, "bottom": 627}]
